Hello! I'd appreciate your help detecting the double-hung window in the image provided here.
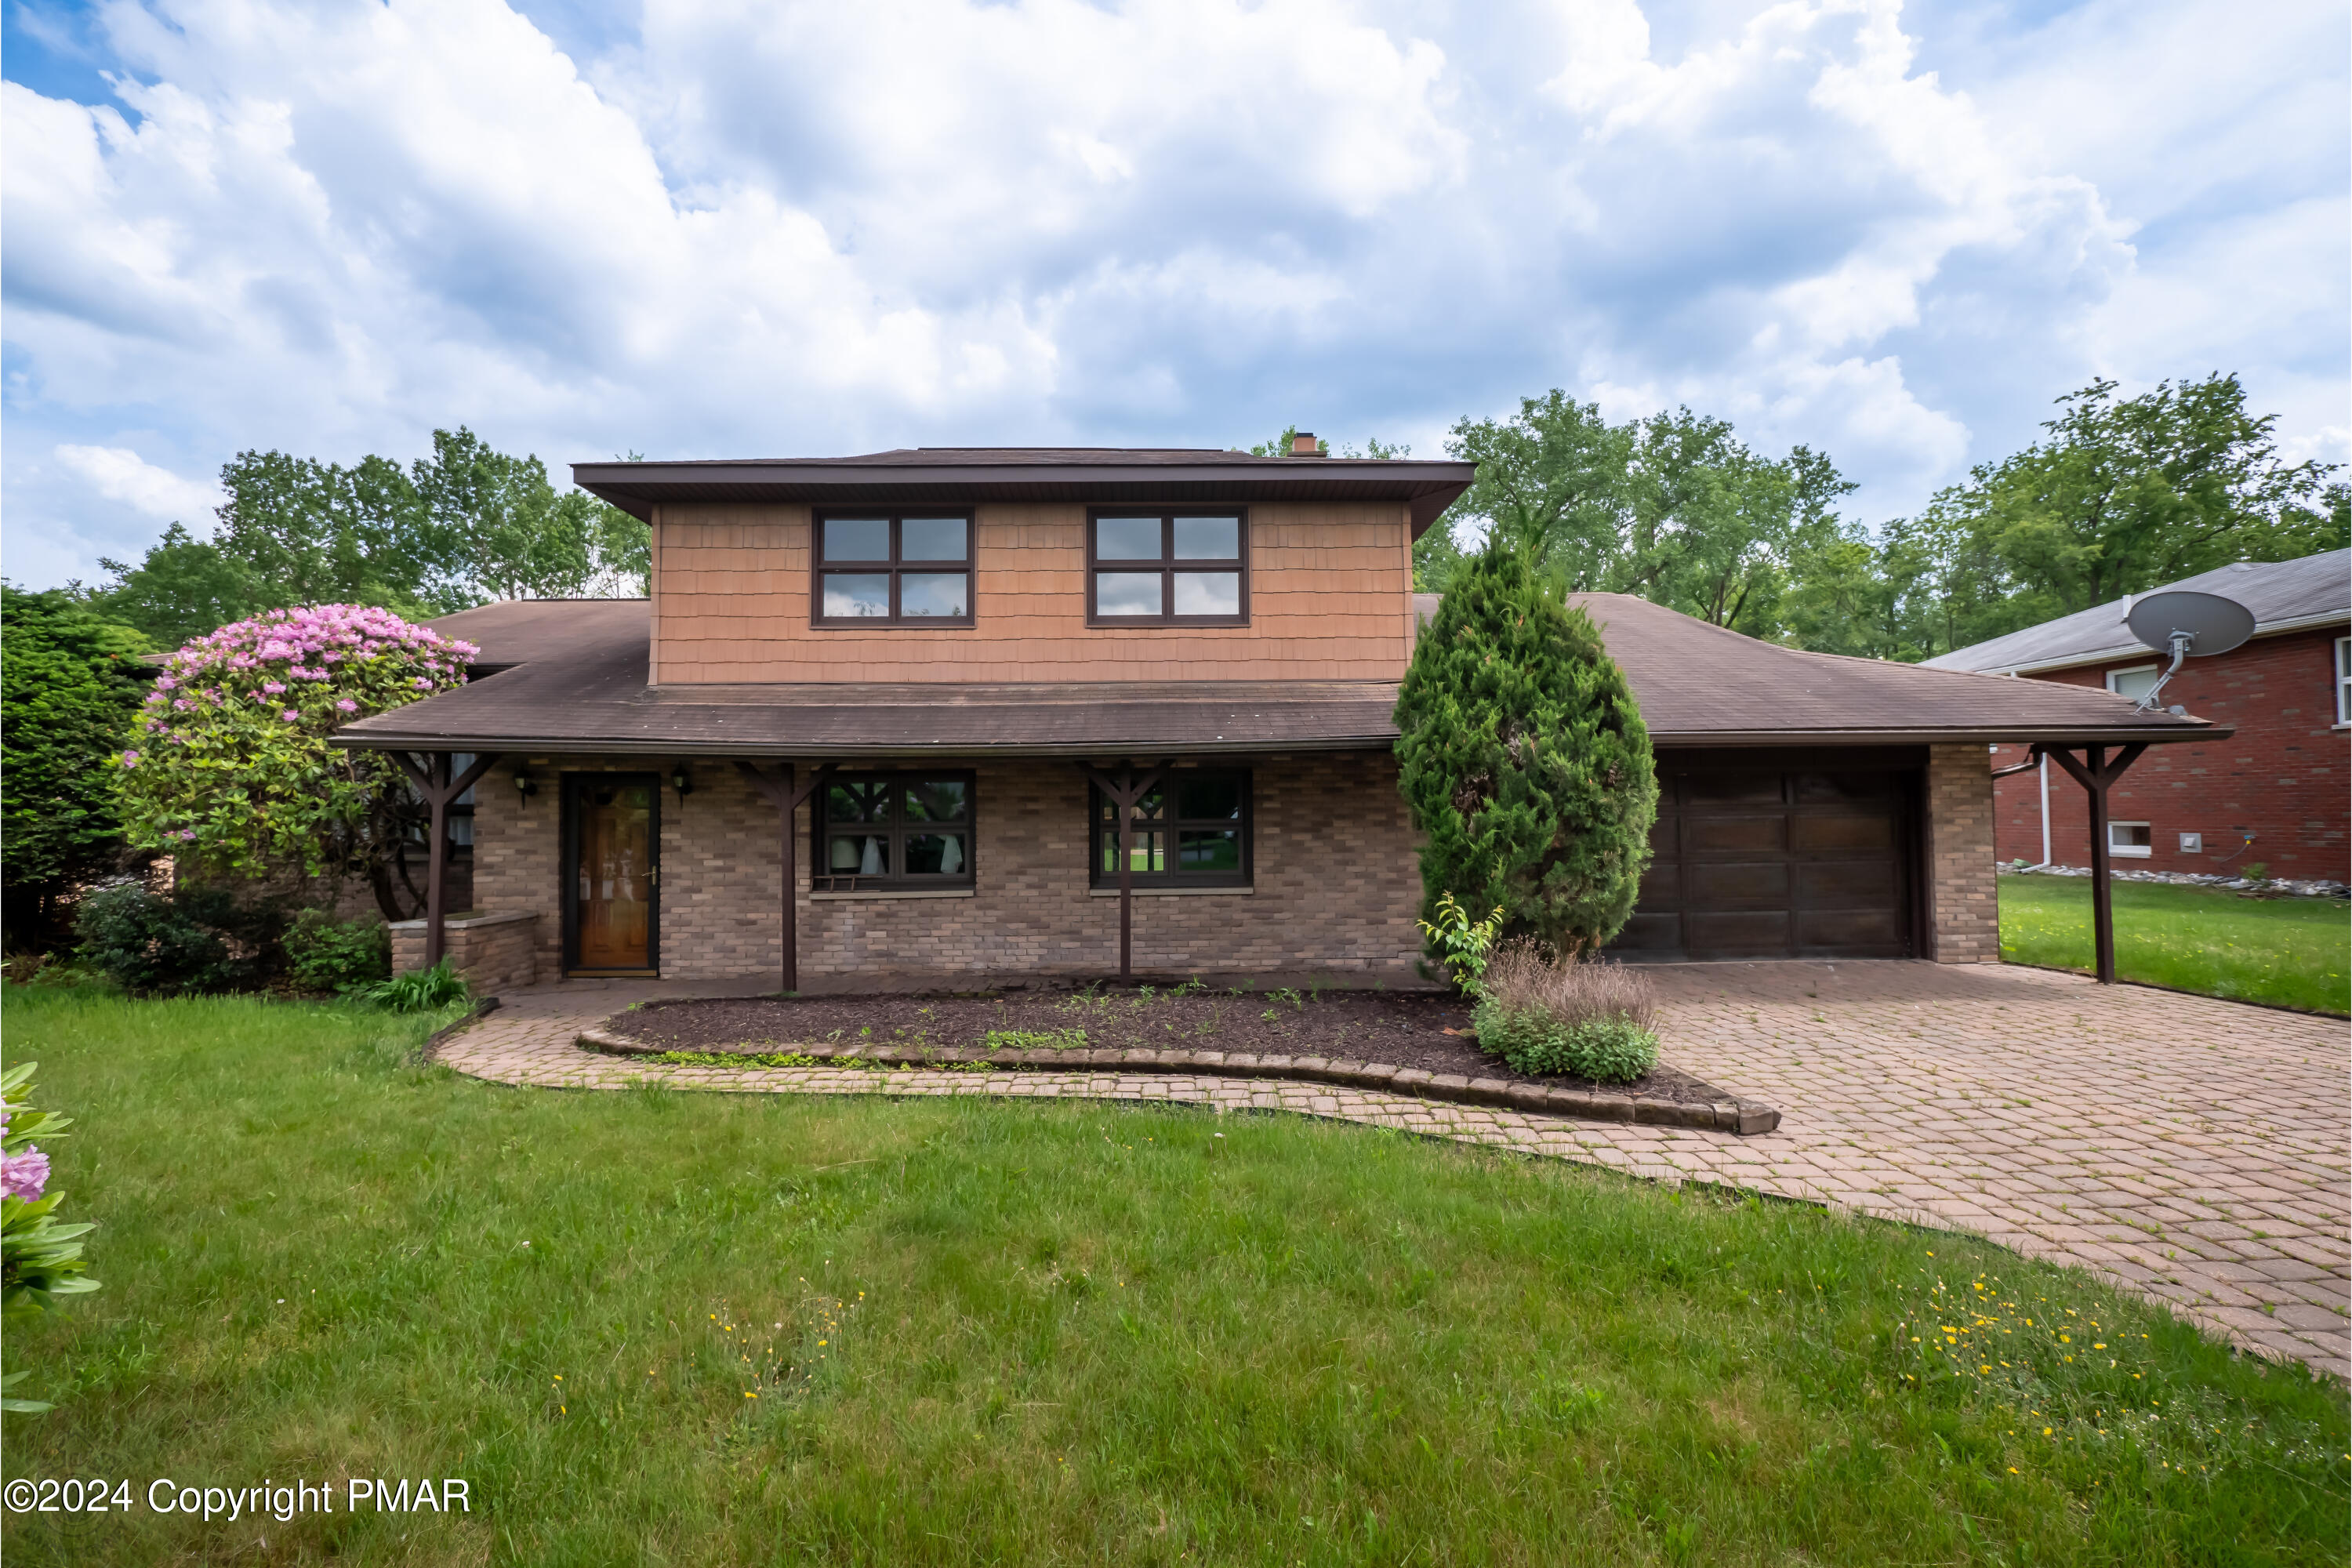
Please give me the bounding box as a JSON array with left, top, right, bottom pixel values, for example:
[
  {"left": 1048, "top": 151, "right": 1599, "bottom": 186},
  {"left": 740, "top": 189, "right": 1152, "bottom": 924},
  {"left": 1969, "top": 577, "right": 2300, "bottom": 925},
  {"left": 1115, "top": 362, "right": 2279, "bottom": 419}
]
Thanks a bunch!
[
  {"left": 812, "top": 514, "right": 974, "bottom": 625},
  {"left": 2336, "top": 636, "right": 2350, "bottom": 724},
  {"left": 816, "top": 774, "right": 975, "bottom": 891},
  {"left": 1089, "top": 771, "right": 1250, "bottom": 888},
  {"left": 1087, "top": 510, "right": 1247, "bottom": 625}
]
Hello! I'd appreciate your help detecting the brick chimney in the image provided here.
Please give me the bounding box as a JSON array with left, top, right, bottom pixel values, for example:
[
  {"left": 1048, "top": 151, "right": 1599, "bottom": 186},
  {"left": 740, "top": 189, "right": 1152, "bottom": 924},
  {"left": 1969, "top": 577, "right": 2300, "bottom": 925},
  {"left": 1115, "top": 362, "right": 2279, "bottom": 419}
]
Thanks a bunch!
[{"left": 1289, "top": 431, "right": 1323, "bottom": 457}]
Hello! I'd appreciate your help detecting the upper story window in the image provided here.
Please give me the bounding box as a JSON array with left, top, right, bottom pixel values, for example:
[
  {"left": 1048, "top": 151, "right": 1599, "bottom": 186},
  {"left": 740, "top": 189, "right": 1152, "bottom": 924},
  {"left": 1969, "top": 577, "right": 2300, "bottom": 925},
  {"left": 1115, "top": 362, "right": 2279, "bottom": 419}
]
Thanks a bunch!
[
  {"left": 2336, "top": 636, "right": 2350, "bottom": 724},
  {"left": 813, "top": 514, "right": 974, "bottom": 626},
  {"left": 1087, "top": 510, "right": 1247, "bottom": 626}
]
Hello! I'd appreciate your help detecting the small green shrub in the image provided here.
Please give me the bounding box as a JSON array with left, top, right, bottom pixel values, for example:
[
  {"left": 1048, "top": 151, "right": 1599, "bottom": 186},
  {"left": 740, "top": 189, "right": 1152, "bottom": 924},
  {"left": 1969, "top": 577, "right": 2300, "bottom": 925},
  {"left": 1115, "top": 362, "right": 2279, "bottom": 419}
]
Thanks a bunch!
[
  {"left": 358, "top": 956, "right": 468, "bottom": 1013},
  {"left": 983, "top": 1028, "right": 1088, "bottom": 1051},
  {"left": 283, "top": 909, "right": 390, "bottom": 994},
  {"left": 1415, "top": 891, "right": 1506, "bottom": 994},
  {"left": 73, "top": 880, "right": 284, "bottom": 996},
  {"left": 1471, "top": 939, "right": 1660, "bottom": 1083},
  {"left": 2, "top": 1061, "right": 100, "bottom": 1414},
  {"left": 2239, "top": 862, "right": 2267, "bottom": 882}
]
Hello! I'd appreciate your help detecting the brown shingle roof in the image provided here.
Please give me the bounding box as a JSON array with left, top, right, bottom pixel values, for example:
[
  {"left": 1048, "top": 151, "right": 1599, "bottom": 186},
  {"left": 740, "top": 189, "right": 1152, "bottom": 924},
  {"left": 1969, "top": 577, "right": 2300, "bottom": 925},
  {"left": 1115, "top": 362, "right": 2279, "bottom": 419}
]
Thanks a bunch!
[
  {"left": 572, "top": 448, "right": 1476, "bottom": 539},
  {"left": 1563, "top": 593, "right": 2221, "bottom": 745},
  {"left": 336, "top": 591, "right": 2227, "bottom": 757}
]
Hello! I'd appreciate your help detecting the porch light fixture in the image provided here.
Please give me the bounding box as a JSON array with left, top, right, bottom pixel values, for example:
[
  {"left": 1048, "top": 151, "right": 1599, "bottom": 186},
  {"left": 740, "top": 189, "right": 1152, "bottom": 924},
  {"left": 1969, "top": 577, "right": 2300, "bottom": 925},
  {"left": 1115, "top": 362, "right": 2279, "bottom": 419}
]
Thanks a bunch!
[
  {"left": 670, "top": 764, "right": 694, "bottom": 804},
  {"left": 514, "top": 769, "right": 538, "bottom": 805}
]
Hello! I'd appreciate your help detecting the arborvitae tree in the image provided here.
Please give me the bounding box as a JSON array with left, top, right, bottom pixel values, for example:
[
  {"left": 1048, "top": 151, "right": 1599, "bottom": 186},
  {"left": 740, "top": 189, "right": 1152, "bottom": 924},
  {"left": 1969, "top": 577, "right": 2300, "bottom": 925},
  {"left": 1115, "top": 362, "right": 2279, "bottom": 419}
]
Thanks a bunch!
[{"left": 1392, "top": 539, "right": 1658, "bottom": 957}]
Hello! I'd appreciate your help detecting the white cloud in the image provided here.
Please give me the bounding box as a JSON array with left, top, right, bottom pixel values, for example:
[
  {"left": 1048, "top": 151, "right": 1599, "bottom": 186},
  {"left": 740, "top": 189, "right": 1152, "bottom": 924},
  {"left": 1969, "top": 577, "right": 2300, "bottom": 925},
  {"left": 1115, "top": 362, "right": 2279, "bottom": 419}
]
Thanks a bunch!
[
  {"left": 0, "top": 0, "right": 2341, "bottom": 584},
  {"left": 52, "top": 444, "right": 223, "bottom": 521}
]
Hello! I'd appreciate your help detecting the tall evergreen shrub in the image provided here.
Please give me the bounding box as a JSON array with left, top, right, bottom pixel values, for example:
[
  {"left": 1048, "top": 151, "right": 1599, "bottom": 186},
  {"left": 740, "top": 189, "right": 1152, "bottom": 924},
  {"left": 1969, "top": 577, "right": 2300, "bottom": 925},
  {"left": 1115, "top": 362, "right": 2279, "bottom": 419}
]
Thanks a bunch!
[{"left": 1393, "top": 539, "right": 1658, "bottom": 956}]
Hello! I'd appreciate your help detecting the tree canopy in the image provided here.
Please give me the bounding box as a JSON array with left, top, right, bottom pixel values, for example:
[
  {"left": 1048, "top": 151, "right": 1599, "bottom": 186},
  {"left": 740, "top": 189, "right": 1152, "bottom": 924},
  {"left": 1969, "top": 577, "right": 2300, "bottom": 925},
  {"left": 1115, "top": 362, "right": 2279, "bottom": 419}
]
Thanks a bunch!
[
  {"left": 1424, "top": 374, "right": 2347, "bottom": 660},
  {"left": 76, "top": 429, "right": 648, "bottom": 649},
  {"left": 0, "top": 587, "right": 153, "bottom": 949}
]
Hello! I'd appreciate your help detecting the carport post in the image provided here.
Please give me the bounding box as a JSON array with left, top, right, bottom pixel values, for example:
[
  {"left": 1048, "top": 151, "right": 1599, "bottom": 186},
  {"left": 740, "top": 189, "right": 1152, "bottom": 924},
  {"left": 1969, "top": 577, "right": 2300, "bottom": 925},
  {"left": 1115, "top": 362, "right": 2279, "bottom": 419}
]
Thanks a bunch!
[{"left": 2040, "top": 742, "right": 2148, "bottom": 985}]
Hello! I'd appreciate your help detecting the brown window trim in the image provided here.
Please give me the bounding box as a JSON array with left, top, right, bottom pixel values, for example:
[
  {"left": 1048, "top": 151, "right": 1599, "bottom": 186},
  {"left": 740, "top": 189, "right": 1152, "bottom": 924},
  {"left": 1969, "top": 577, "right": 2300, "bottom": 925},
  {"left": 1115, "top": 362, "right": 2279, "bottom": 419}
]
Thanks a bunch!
[
  {"left": 1087, "top": 768, "right": 1251, "bottom": 889},
  {"left": 812, "top": 770, "right": 978, "bottom": 893},
  {"left": 811, "top": 511, "right": 977, "bottom": 628},
  {"left": 1084, "top": 506, "right": 1250, "bottom": 627}
]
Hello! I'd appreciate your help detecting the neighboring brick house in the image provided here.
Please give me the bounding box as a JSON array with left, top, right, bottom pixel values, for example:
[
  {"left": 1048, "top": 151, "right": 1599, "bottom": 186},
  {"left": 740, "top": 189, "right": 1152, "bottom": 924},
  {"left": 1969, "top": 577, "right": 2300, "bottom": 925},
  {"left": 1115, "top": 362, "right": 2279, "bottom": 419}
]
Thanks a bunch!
[
  {"left": 1925, "top": 551, "right": 2350, "bottom": 882},
  {"left": 334, "top": 444, "right": 2222, "bottom": 991}
]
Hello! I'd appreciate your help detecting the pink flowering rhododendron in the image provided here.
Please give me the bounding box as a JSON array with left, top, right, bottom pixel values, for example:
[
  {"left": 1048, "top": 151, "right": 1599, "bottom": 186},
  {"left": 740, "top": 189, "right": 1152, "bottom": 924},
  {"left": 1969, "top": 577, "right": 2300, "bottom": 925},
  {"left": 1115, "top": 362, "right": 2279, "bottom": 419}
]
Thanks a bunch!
[
  {"left": 2, "top": 1147, "right": 49, "bottom": 1201},
  {"left": 113, "top": 604, "right": 477, "bottom": 894}
]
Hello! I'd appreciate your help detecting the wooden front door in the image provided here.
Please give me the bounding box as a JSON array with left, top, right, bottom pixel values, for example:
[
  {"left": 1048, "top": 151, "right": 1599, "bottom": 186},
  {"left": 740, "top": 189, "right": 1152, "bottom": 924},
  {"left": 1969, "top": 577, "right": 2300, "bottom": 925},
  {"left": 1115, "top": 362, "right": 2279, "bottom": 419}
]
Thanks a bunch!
[{"left": 566, "top": 775, "right": 659, "bottom": 973}]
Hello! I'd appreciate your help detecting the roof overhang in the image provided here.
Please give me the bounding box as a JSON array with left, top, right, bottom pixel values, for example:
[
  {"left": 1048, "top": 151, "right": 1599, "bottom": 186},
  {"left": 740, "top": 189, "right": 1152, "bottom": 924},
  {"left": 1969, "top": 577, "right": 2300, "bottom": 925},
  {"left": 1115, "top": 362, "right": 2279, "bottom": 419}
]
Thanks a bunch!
[
  {"left": 1639, "top": 724, "right": 2233, "bottom": 746},
  {"left": 573, "top": 456, "right": 1477, "bottom": 539}
]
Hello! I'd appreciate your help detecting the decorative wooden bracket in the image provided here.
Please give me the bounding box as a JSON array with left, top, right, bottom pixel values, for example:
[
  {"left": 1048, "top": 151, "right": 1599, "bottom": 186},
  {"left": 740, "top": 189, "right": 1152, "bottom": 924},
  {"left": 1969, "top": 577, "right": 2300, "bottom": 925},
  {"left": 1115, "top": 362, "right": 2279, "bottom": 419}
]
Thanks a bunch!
[
  {"left": 2024, "top": 742, "right": 2147, "bottom": 984},
  {"left": 1081, "top": 762, "right": 1163, "bottom": 982},
  {"left": 392, "top": 751, "right": 501, "bottom": 967},
  {"left": 735, "top": 761, "right": 835, "bottom": 994}
]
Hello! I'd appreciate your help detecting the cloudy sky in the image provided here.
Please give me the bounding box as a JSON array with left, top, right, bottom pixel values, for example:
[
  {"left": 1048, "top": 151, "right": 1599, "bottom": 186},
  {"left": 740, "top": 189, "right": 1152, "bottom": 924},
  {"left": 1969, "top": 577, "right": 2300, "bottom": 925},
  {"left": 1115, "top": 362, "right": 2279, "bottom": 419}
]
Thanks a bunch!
[{"left": 5, "top": 0, "right": 2345, "bottom": 589}]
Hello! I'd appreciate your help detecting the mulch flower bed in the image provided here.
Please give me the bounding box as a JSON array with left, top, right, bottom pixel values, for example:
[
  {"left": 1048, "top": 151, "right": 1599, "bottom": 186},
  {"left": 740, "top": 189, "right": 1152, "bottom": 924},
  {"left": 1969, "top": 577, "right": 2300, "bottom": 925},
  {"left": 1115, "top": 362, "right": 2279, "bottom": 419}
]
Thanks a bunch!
[{"left": 597, "top": 987, "right": 1741, "bottom": 1110}]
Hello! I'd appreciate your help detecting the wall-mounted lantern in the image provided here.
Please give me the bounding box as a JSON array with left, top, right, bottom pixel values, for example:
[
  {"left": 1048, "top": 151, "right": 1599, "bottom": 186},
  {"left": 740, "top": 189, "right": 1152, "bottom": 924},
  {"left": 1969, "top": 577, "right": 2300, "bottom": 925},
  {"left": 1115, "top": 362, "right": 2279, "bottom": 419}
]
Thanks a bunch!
[
  {"left": 671, "top": 764, "right": 694, "bottom": 805},
  {"left": 514, "top": 768, "right": 539, "bottom": 807}
]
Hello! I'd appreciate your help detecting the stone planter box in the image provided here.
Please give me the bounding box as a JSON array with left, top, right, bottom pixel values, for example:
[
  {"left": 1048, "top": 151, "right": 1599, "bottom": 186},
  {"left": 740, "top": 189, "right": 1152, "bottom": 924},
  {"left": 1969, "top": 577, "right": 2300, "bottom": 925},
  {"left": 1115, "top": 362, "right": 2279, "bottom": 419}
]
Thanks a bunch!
[{"left": 390, "top": 910, "right": 539, "bottom": 996}]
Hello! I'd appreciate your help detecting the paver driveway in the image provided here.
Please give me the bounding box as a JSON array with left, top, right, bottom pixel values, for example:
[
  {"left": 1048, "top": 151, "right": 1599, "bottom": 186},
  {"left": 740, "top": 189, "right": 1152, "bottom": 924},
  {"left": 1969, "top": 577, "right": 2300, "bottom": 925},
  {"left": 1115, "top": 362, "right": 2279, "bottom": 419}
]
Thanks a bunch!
[{"left": 437, "top": 960, "right": 2350, "bottom": 1377}]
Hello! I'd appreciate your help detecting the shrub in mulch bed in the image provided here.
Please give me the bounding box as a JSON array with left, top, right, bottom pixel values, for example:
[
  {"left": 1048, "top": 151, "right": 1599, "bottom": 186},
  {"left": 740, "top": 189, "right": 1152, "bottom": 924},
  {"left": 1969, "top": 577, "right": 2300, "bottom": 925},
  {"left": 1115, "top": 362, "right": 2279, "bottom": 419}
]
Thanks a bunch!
[
  {"left": 596, "top": 985, "right": 1739, "bottom": 1109},
  {"left": 1472, "top": 941, "right": 1661, "bottom": 1083}
]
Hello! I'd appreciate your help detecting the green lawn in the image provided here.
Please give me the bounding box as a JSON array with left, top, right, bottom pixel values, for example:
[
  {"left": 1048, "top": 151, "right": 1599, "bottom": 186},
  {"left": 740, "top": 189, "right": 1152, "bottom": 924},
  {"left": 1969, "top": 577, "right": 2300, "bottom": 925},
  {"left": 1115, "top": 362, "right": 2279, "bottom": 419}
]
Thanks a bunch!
[
  {"left": 1998, "top": 874, "right": 2350, "bottom": 1014},
  {"left": 3, "top": 988, "right": 2345, "bottom": 1566}
]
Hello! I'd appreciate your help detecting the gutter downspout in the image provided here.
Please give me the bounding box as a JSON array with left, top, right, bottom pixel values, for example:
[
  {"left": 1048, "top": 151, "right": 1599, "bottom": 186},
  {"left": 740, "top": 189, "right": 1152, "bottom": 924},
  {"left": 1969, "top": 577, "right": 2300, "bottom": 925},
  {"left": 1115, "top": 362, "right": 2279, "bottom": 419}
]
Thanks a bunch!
[{"left": 2038, "top": 753, "right": 2052, "bottom": 867}]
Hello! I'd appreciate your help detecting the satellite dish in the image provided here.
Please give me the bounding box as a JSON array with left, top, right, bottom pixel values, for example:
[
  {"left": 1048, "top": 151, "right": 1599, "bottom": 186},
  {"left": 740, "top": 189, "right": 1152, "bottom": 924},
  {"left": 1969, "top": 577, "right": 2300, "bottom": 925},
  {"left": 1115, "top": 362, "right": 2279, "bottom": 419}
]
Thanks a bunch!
[
  {"left": 2119, "top": 590, "right": 2256, "bottom": 712},
  {"left": 2125, "top": 590, "right": 2256, "bottom": 657}
]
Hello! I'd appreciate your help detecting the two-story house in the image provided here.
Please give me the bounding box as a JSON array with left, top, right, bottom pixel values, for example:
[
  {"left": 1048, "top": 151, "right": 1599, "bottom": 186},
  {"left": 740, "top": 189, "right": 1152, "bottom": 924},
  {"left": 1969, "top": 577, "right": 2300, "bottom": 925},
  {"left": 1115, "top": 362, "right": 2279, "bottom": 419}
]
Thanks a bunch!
[{"left": 335, "top": 443, "right": 2221, "bottom": 991}]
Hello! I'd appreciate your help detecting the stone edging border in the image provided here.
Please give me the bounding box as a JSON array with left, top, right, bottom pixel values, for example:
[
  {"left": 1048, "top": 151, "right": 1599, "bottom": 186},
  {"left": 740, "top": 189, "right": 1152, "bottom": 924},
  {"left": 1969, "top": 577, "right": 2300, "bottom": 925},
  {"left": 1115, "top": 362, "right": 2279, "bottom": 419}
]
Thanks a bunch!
[
  {"left": 574, "top": 1025, "right": 1781, "bottom": 1135},
  {"left": 418, "top": 996, "right": 502, "bottom": 1064}
]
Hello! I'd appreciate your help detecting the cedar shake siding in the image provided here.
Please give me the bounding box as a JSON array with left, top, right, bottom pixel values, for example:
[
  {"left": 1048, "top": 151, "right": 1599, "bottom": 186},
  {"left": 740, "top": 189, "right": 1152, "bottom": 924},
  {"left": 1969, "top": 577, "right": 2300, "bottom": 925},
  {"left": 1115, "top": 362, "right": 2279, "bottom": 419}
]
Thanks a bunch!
[{"left": 650, "top": 501, "right": 1417, "bottom": 685}]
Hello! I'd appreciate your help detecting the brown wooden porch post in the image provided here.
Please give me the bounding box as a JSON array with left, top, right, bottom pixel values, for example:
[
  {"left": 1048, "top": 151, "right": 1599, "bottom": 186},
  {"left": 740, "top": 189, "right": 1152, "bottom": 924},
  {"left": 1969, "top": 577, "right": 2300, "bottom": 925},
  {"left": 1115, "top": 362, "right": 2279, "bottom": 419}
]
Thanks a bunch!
[
  {"left": 2042, "top": 742, "right": 2148, "bottom": 985},
  {"left": 392, "top": 750, "right": 502, "bottom": 970},
  {"left": 1082, "top": 763, "right": 1162, "bottom": 982},
  {"left": 735, "top": 761, "right": 834, "bottom": 994},
  {"left": 1117, "top": 768, "right": 1136, "bottom": 979},
  {"left": 425, "top": 753, "right": 450, "bottom": 967}
]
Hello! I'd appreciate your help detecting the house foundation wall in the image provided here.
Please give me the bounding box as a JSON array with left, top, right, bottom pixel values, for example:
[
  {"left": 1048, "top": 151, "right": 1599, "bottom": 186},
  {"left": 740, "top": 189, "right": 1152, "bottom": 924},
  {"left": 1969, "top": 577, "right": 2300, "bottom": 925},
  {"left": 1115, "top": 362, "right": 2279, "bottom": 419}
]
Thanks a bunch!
[{"left": 468, "top": 751, "right": 1425, "bottom": 982}]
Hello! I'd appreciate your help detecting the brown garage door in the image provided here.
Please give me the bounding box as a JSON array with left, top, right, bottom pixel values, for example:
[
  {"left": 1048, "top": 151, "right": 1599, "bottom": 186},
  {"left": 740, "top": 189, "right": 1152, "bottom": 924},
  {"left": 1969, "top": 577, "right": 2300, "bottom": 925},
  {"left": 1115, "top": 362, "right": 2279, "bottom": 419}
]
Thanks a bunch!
[{"left": 1612, "top": 765, "right": 1917, "bottom": 960}]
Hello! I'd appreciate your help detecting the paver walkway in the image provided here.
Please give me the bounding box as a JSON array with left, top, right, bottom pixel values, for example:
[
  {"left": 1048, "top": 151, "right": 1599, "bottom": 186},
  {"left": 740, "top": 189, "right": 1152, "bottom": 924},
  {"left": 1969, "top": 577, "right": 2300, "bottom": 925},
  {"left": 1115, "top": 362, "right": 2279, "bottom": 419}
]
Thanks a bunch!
[{"left": 437, "top": 961, "right": 2350, "bottom": 1377}]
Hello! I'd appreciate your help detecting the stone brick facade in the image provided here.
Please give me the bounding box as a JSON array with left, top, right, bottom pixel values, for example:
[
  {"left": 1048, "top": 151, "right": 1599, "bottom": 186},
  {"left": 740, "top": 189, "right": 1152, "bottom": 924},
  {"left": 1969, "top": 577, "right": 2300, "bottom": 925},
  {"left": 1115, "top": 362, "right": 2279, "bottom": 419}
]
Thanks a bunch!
[
  {"left": 1986, "top": 626, "right": 2350, "bottom": 880},
  {"left": 1925, "top": 743, "right": 1998, "bottom": 963},
  {"left": 467, "top": 751, "right": 1424, "bottom": 983},
  {"left": 390, "top": 909, "right": 539, "bottom": 992}
]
